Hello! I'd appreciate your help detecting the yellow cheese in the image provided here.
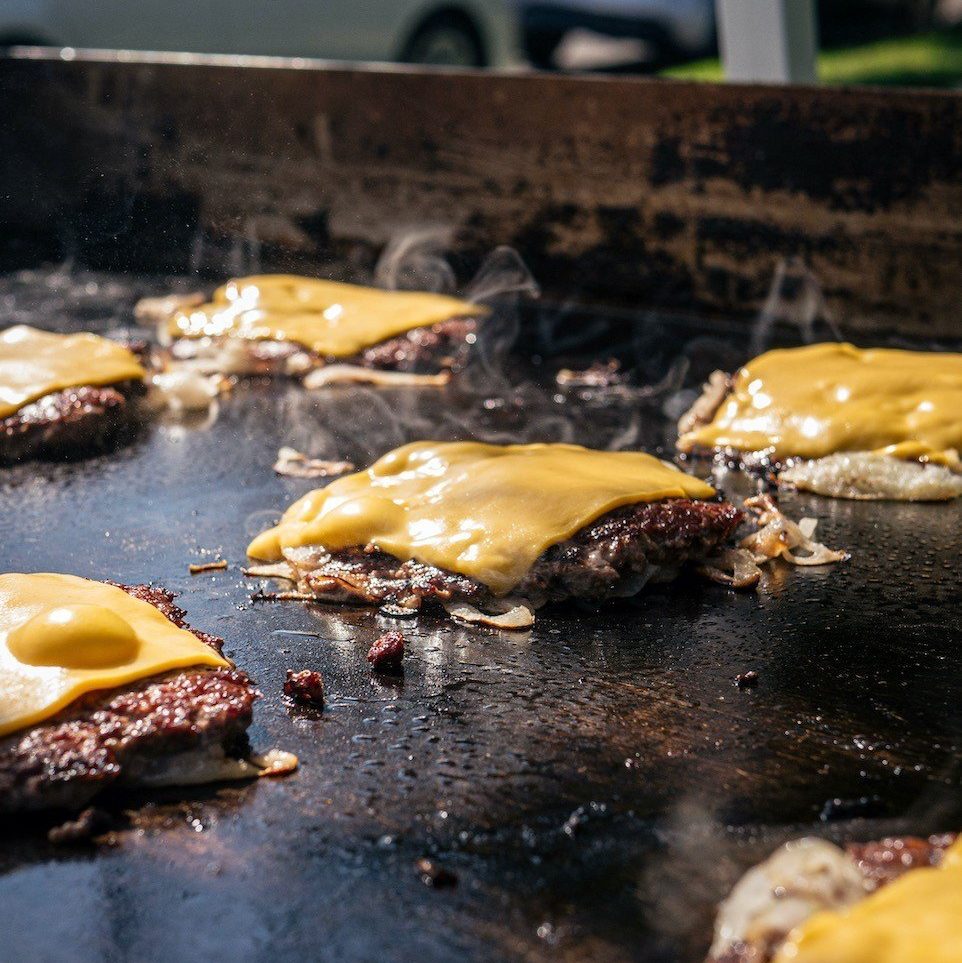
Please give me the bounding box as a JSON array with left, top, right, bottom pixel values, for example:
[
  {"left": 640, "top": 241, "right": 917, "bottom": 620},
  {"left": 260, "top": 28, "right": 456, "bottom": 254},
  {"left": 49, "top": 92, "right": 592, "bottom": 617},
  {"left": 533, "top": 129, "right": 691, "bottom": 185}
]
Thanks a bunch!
[
  {"left": 248, "top": 441, "right": 716, "bottom": 595},
  {"left": 0, "top": 573, "right": 229, "bottom": 738},
  {"left": 0, "top": 326, "right": 145, "bottom": 420},
  {"left": 874, "top": 441, "right": 961, "bottom": 470},
  {"left": 678, "top": 343, "right": 962, "bottom": 461},
  {"left": 773, "top": 837, "right": 962, "bottom": 963},
  {"left": 167, "top": 274, "right": 487, "bottom": 357}
]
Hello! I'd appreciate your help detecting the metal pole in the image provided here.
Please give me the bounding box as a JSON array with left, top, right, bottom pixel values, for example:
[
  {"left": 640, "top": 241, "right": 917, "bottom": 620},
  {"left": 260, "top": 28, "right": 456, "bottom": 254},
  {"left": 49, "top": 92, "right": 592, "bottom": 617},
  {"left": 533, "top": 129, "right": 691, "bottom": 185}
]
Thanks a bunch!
[{"left": 716, "top": 0, "right": 818, "bottom": 84}]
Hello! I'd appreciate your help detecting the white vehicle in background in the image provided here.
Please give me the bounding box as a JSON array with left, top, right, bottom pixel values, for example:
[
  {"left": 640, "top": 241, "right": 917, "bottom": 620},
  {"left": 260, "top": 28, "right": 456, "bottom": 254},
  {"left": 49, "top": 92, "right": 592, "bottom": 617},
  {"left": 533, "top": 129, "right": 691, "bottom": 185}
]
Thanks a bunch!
[
  {"left": 0, "top": 0, "right": 522, "bottom": 68},
  {"left": 518, "top": 0, "right": 716, "bottom": 68}
]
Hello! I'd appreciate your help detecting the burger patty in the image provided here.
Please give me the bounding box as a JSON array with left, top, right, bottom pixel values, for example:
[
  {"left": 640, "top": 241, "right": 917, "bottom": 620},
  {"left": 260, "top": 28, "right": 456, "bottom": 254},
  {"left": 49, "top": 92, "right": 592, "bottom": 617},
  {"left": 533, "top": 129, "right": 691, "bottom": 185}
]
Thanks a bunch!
[
  {"left": 0, "top": 584, "right": 259, "bottom": 815},
  {"left": 0, "top": 379, "right": 146, "bottom": 466},
  {"left": 169, "top": 316, "right": 478, "bottom": 376},
  {"left": 708, "top": 833, "right": 958, "bottom": 963},
  {"left": 281, "top": 498, "right": 742, "bottom": 610}
]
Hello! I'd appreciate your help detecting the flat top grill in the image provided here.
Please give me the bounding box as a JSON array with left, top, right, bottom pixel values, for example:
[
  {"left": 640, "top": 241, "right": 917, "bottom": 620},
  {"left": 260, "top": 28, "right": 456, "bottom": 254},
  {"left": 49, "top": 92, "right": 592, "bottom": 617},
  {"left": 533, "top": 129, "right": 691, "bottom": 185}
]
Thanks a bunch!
[{"left": 1, "top": 269, "right": 961, "bottom": 963}]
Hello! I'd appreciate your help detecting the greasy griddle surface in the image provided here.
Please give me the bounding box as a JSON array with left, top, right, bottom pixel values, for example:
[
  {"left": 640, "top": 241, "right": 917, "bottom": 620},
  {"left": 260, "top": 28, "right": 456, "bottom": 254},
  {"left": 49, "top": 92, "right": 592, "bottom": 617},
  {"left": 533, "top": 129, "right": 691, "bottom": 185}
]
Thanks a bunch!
[{"left": 1, "top": 272, "right": 961, "bottom": 963}]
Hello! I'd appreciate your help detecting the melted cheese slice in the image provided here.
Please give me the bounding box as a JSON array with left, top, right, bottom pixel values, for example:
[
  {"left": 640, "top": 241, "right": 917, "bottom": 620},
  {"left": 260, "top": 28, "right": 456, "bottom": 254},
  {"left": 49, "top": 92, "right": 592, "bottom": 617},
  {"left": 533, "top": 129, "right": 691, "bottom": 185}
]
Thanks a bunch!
[
  {"left": 678, "top": 343, "right": 962, "bottom": 461},
  {"left": 0, "top": 573, "right": 229, "bottom": 738},
  {"left": 773, "top": 837, "right": 962, "bottom": 963},
  {"left": 167, "top": 274, "right": 487, "bottom": 358},
  {"left": 0, "top": 326, "right": 145, "bottom": 420},
  {"left": 247, "top": 441, "right": 716, "bottom": 595}
]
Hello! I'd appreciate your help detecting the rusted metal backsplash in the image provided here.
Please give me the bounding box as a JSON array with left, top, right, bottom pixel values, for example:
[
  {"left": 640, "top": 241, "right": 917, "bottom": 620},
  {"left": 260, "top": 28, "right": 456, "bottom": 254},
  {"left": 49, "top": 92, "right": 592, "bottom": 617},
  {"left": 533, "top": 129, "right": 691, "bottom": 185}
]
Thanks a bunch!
[{"left": 3, "top": 52, "right": 962, "bottom": 336}]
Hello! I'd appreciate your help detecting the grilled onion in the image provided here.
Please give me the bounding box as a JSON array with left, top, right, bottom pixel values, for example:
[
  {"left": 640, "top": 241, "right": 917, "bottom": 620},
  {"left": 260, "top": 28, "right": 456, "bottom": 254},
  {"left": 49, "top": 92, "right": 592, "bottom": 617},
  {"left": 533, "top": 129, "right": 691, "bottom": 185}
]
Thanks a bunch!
[
  {"left": 741, "top": 494, "right": 849, "bottom": 566},
  {"left": 444, "top": 599, "right": 535, "bottom": 630},
  {"left": 303, "top": 365, "right": 451, "bottom": 389},
  {"left": 273, "top": 447, "right": 354, "bottom": 479},
  {"left": 697, "top": 548, "right": 762, "bottom": 588}
]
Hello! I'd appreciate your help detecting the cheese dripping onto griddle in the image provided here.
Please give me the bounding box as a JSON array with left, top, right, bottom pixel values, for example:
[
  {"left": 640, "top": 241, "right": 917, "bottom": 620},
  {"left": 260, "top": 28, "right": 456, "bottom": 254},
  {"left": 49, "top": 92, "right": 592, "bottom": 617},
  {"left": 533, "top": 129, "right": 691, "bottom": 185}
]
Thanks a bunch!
[
  {"left": 0, "top": 574, "right": 229, "bottom": 738},
  {"left": 678, "top": 342, "right": 962, "bottom": 461},
  {"left": 167, "top": 274, "right": 487, "bottom": 358},
  {"left": 0, "top": 326, "right": 145, "bottom": 420},
  {"left": 773, "top": 837, "right": 962, "bottom": 963},
  {"left": 247, "top": 441, "right": 716, "bottom": 595}
]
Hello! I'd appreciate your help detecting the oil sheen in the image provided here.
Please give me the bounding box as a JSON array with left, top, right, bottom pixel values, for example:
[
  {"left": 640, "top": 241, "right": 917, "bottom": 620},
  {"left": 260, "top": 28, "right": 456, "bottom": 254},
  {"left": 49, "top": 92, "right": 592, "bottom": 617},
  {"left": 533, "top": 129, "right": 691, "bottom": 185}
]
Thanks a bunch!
[{"left": 248, "top": 441, "right": 716, "bottom": 595}]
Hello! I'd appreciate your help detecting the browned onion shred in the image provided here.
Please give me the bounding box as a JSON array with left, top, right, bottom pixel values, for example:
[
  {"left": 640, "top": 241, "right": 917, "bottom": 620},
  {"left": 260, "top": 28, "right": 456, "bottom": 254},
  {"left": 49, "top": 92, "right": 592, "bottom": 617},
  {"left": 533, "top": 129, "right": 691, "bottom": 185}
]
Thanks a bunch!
[
  {"left": 273, "top": 447, "right": 354, "bottom": 478},
  {"left": 303, "top": 365, "right": 451, "bottom": 389},
  {"left": 252, "top": 749, "right": 299, "bottom": 777},
  {"left": 443, "top": 599, "right": 535, "bottom": 630},
  {"left": 697, "top": 548, "right": 762, "bottom": 588},
  {"left": 741, "top": 494, "right": 849, "bottom": 566},
  {"left": 242, "top": 562, "right": 296, "bottom": 581}
]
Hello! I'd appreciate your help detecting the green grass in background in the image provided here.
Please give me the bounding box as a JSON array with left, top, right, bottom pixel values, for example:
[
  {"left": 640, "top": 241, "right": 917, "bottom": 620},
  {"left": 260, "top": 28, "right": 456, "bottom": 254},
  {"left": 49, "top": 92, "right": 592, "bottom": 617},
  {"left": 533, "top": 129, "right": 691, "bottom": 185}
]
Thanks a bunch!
[{"left": 663, "top": 26, "right": 962, "bottom": 87}]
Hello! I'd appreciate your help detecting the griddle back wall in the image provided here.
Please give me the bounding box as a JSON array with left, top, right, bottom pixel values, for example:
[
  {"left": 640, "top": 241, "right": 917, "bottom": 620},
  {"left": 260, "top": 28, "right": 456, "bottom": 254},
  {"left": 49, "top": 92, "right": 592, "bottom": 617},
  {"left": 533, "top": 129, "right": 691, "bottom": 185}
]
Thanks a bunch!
[{"left": 3, "top": 54, "right": 962, "bottom": 337}]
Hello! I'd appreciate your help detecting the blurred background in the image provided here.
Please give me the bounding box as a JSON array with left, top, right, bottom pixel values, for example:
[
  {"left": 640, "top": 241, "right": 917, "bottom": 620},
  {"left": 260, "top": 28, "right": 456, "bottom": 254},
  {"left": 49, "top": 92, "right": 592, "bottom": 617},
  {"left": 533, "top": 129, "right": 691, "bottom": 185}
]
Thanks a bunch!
[{"left": 3, "top": 0, "right": 962, "bottom": 86}]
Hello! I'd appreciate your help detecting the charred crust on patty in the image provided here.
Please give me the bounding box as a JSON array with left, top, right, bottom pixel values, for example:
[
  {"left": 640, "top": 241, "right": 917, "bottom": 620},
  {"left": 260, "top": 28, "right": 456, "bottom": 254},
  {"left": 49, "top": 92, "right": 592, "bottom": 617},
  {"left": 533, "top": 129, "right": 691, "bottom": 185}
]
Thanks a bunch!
[
  {"left": 0, "top": 380, "right": 146, "bottom": 466},
  {"left": 281, "top": 498, "right": 742, "bottom": 611},
  {"left": 169, "top": 315, "right": 478, "bottom": 377},
  {"left": 845, "top": 832, "right": 957, "bottom": 890},
  {"left": 0, "top": 583, "right": 258, "bottom": 815}
]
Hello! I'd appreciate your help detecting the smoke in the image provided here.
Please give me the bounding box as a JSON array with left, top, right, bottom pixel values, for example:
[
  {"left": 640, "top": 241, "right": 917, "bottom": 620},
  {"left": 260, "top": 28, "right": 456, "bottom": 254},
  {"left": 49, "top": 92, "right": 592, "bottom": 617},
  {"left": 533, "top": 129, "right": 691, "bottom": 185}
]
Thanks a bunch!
[
  {"left": 373, "top": 226, "right": 457, "bottom": 293},
  {"left": 751, "top": 256, "right": 843, "bottom": 356},
  {"left": 265, "top": 232, "right": 680, "bottom": 462}
]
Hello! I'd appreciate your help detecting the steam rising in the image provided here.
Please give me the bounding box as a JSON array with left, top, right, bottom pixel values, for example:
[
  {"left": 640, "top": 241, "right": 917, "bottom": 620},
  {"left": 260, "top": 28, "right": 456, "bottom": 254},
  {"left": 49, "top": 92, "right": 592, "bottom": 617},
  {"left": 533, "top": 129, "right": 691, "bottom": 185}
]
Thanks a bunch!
[
  {"left": 373, "top": 226, "right": 457, "bottom": 294},
  {"left": 751, "top": 256, "right": 843, "bottom": 356},
  {"left": 271, "top": 238, "right": 675, "bottom": 463}
]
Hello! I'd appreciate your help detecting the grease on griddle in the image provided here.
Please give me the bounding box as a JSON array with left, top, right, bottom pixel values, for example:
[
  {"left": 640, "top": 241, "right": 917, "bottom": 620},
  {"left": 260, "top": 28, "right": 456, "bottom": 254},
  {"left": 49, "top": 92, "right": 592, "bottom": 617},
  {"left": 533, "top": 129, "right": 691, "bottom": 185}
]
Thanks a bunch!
[
  {"left": 415, "top": 858, "right": 458, "bottom": 888},
  {"left": 819, "top": 794, "right": 886, "bottom": 822}
]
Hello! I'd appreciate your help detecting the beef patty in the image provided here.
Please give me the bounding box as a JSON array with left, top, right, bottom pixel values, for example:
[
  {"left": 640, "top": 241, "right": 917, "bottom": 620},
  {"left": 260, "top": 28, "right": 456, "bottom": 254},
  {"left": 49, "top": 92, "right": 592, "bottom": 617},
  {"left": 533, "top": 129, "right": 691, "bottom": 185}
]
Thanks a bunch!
[
  {"left": 281, "top": 498, "right": 742, "bottom": 610},
  {"left": 0, "top": 379, "right": 146, "bottom": 466},
  {"left": 708, "top": 833, "right": 958, "bottom": 963},
  {"left": 0, "top": 583, "right": 259, "bottom": 815},
  {"left": 170, "top": 316, "right": 478, "bottom": 376}
]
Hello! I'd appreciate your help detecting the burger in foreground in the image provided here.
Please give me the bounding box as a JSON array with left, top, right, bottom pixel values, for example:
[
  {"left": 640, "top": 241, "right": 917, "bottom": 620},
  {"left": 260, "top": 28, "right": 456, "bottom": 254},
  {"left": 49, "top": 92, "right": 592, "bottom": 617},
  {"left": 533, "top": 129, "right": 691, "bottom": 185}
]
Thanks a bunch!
[
  {"left": 0, "top": 326, "right": 147, "bottom": 465},
  {"left": 708, "top": 832, "right": 961, "bottom": 962},
  {"left": 141, "top": 274, "right": 487, "bottom": 386},
  {"left": 246, "top": 441, "right": 744, "bottom": 626},
  {"left": 0, "top": 574, "right": 287, "bottom": 816},
  {"left": 678, "top": 343, "right": 962, "bottom": 501}
]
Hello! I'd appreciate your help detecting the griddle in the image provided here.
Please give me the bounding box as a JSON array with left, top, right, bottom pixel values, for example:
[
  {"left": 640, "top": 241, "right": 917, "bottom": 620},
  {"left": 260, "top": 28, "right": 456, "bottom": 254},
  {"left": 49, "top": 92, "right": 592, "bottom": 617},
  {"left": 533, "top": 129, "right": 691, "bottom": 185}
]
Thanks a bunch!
[{"left": 1, "top": 268, "right": 960, "bottom": 963}]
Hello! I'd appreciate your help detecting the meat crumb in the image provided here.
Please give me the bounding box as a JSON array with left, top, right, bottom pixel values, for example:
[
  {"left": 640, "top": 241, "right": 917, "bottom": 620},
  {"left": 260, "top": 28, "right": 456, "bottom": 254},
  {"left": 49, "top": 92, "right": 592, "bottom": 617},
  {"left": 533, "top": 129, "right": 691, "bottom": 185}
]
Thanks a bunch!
[
  {"left": 283, "top": 669, "right": 325, "bottom": 709},
  {"left": 367, "top": 631, "right": 405, "bottom": 674},
  {"left": 47, "top": 807, "right": 112, "bottom": 845},
  {"left": 415, "top": 858, "right": 458, "bottom": 888},
  {"left": 734, "top": 670, "right": 759, "bottom": 689}
]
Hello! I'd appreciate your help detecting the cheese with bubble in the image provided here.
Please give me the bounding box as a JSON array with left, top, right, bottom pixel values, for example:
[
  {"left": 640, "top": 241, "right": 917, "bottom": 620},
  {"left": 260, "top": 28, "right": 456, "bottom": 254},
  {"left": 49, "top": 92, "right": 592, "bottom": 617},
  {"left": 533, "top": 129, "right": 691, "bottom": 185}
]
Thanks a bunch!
[
  {"left": 247, "top": 441, "right": 716, "bottom": 595},
  {"left": 0, "top": 326, "right": 145, "bottom": 420},
  {"left": 678, "top": 343, "right": 962, "bottom": 461},
  {"left": 773, "top": 837, "right": 962, "bottom": 963},
  {"left": 167, "top": 274, "right": 487, "bottom": 357},
  {"left": 0, "top": 574, "right": 229, "bottom": 738}
]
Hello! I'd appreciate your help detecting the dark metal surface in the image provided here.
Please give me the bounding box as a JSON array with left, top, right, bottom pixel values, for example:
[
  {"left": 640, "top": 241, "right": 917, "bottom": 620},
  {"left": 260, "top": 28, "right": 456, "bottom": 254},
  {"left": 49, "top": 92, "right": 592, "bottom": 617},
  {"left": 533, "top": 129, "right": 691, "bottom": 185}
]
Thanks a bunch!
[
  {"left": 1, "top": 269, "right": 961, "bottom": 962},
  {"left": 5, "top": 52, "right": 962, "bottom": 337}
]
